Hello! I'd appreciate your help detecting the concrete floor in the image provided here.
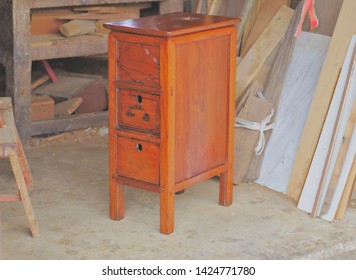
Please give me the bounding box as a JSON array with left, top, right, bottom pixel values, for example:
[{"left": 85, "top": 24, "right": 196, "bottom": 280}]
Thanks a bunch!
[{"left": 1, "top": 129, "right": 356, "bottom": 260}]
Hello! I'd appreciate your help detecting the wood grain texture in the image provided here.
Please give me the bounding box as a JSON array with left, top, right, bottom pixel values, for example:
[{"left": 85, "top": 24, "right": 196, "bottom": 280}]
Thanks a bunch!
[
  {"left": 298, "top": 36, "right": 356, "bottom": 218},
  {"left": 245, "top": 1, "right": 305, "bottom": 182},
  {"left": 0, "top": 0, "right": 179, "bottom": 145},
  {"left": 335, "top": 156, "right": 356, "bottom": 220},
  {"left": 287, "top": 0, "right": 356, "bottom": 201},
  {"left": 107, "top": 14, "right": 237, "bottom": 234},
  {"left": 59, "top": 20, "right": 96, "bottom": 37},
  {"left": 256, "top": 32, "right": 330, "bottom": 193},
  {"left": 54, "top": 97, "right": 83, "bottom": 118},
  {"left": 173, "top": 28, "right": 231, "bottom": 183},
  {"left": 10, "top": 154, "right": 39, "bottom": 238},
  {"left": 30, "top": 0, "right": 164, "bottom": 9},
  {"left": 2, "top": 0, "right": 32, "bottom": 146},
  {"left": 240, "top": 0, "right": 290, "bottom": 57},
  {"left": 31, "top": 95, "right": 55, "bottom": 121},
  {"left": 319, "top": 48, "right": 356, "bottom": 215},
  {"left": 159, "top": 0, "right": 184, "bottom": 14},
  {"left": 30, "top": 111, "right": 108, "bottom": 136},
  {"left": 0, "top": 97, "right": 38, "bottom": 237},
  {"left": 105, "top": 12, "right": 240, "bottom": 38},
  {"left": 116, "top": 41, "right": 161, "bottom": 88},
  {"left": 117, "top": 136, "right": 160, "bottom": 185},
  {"left": 235, "top": 5, "right": 294, "bottom": 103},
  {"left": 117, "top": 89, "right": 160, "bottom": 135},
  {"left": 0, "top": 98, "right": 18, "bottom": 156},
  {"left": 234, "top": 94, "right": 273, "bottom": 185}
]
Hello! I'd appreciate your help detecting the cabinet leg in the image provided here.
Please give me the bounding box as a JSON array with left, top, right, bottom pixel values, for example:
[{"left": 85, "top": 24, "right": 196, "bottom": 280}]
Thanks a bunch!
[
  {"left": 219, "top": 171, "right": 233, "bottom": 206},
  {"left": 160, "top": 185, "right": 174, "bottom": 234},
  {"left": 110, "top": 182, "right": 124, "bottom": 220}
]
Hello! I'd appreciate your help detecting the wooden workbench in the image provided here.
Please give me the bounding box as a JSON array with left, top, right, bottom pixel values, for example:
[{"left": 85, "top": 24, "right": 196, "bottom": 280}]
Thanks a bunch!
[{"left": 0, "top": 0, "right": 183, "bottom": 146}]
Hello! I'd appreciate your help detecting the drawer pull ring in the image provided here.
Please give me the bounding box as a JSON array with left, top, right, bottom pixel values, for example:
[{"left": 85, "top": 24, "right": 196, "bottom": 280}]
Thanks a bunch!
[
  {"left": 136, "top": 143, "right": 143, "bottom": 152},
  {"left": 136, "top": 95, "right": 143, "bottom": 104}
]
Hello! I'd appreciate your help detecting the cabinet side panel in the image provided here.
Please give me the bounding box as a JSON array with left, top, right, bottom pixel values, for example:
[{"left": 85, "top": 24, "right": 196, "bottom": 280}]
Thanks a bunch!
[{"left": 173, "top": 30, "right": 231, "bottom": 183}]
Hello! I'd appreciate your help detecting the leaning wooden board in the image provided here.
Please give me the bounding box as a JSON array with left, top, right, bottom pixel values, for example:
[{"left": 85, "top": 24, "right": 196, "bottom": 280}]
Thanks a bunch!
[
  {"left": 235, "top": 5, "right": 294, "bottom": 103},
  {"left": 297, "top": 36, "right": 356, "bottom": 221},
  {"left": 287, "top": 0, "right": 356, "bottom": 201},
  {"left": 256, "top": 32, "right": 330, "bottom": 193},
  {"left": 240, "top": 0, "right": 291, "bottom": 57}
]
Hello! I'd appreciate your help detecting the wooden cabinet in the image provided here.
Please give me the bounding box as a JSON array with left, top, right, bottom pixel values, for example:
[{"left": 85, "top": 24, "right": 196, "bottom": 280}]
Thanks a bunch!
[{"left": 105, "top": 12, "right": 239, "bottom": 234}]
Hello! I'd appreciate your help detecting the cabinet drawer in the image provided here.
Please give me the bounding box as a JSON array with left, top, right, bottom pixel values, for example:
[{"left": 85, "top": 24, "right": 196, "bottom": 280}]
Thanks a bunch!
[
  {"left": 117, "top": 89, "right": 160, "bottom": 135},
  {"left": 116, "top": 41, "right": 160, "bottom": 88},
  {"left": 117, "top": 136, "right": 160, "bottom": 185}
]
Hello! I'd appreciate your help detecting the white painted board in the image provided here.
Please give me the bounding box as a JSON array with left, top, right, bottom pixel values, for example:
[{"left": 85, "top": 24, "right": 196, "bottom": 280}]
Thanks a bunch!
[{"left": 256, "top": 32, "right": 330, "bottom": 193}]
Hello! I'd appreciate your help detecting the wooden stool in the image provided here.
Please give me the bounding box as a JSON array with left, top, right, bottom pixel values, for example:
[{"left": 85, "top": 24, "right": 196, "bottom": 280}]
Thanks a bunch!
[{"left": 0, "top": 97, "right": 39, "bottom": 238}]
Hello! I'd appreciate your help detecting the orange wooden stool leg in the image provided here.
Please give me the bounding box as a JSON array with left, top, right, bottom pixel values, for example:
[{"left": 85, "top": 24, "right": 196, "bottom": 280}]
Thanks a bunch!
[
  {"left": 16, "top": 132, "right": 33, "bottom": 188},
  {"left": 10, "top": 154, "right": 39, "bottom": 238}
]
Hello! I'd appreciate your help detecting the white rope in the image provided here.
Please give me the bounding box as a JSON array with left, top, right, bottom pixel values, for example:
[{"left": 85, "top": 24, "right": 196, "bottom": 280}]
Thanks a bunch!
[{"left": 235, "top": 109, "right": 275, "bottom": 156}]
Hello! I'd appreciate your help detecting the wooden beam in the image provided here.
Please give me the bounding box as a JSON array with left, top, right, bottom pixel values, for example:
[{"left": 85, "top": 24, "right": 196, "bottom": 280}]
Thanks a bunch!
[
  {"left": 240, "top": 0, "right": 291, "bottom": 57},
  {"left": 245, "top": 1, "right": 305, "bottom": 182},
  {"left": 159, "top": 0, "right": 184, "bottom": 14},
  {"left": 31, "top": 111, "right": 108, "bottom": 136},
  {"left": 30, "top": 0, "right": 164, "bottom": 9},
  {"left": 4, "top": 0, "right": 32, "bottom": 147},
  {"left": 323, "top": 94, "right": 356, "bottom": 216},
  {"left": 287, "top": 0, "right": 356, "bottom": 201},
  {"left": 235, "top": 5, "right": 294, "bottom": 103},
  {"left": 31, "top": 35, "right": 108, "bottom": 61},
  {"left": 335, "top": 156, "right": 356, "bottom": 220}
]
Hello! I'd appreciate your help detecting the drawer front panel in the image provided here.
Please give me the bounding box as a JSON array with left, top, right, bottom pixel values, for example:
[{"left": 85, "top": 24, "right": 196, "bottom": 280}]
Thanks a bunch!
[
  {"left": 117, "top": 89, "right": 160, "bottom": 135},
  {"left": 117, "top": 136, "right": 160, "bottom": 185},
  {"left": 116, "top": 41, "right": 160, "bottom": 89}
]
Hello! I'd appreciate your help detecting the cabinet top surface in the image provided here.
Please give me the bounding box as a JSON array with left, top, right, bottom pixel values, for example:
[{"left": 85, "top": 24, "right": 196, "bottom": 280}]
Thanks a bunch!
[{"left": 104, "top": 12, "right": 240, "bottom": 38}]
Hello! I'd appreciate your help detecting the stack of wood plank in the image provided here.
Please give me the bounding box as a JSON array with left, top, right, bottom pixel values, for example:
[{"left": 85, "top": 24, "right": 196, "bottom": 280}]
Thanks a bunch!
[
  {"left": 196, "top": 0, "right": 356, "bottom": 221},
  {"left": 31, "top": 71, "right": 108, "bottom": 121},
  {"left": 30, "top": 3, "right": 151, "bottom": 46}
]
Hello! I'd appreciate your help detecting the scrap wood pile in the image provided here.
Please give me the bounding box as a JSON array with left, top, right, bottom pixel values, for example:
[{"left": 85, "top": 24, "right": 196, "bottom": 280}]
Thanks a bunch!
[
  {"left": 29, "top": 3, "right": 152, "bottom": 123},
  {"left": 197, "top": 0, "right": 355, "bottom": 222},
  {"left": 30, "top": 3, "right": 151, "bottom": 45}
]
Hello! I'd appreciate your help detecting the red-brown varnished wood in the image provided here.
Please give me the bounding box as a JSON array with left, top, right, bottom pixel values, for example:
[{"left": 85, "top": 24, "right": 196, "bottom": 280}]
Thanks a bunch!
[
  {"left": 105, "top": 12, "right": 240, "bottom": 38},
  {"left": 106, "top": 12, "right": 238, "bottom": 234},
  {"left": 172, "top": 27, "right": 233, "bottom": 183},
  {"left": 219, "top": 26, "right": 237, "bottom": 207},
  {"left": 108, "top": 33, "right": 124, "bottom": 221},
  {"left": 160, "top": 39, "right": 175, "bottom": 234},
  {"left": 117, "top": 89, "right": 161, "bottom": 135},
  {"left": 116, "top": 41, "right": 161, "bottom": 89},
  {"left": 117, "top": 136, "right": 160, "bottom": 185}
]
